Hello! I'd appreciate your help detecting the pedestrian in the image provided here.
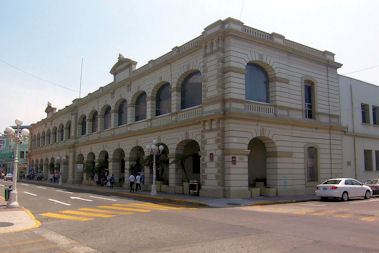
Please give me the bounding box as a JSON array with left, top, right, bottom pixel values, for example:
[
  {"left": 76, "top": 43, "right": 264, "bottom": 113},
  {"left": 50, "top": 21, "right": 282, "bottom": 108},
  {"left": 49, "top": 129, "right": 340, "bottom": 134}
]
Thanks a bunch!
[
  {"left": 106, "top": 175, "right": 111, "bottom": 187},
  {"left": 94, "top": 173, "right": 99, "bottom": 185},
  {"left": 135, "top": 173, "right": 141, "bottom": 192},
  {"left": 110, "top": 174, "right": 114, "bottom": 189},
  {"left": 53, "top": 171, "right": 56, "bottom": 183},
  {"left": 49, "top": 173, "right": 53, "bottom": 183},
  {"left": 129, "top": 174, "right": 135, "bottom": 192}
]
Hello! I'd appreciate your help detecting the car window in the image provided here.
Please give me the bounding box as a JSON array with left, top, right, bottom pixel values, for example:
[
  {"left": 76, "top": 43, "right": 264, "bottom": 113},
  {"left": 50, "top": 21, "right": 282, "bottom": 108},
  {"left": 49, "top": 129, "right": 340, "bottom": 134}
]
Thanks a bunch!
[
  {"left": 323, "top": 179, "right": 341, "bottom": 185},
  {"left": 352, "top": 179, "right": 362, "bottom": 185},
  {"left": 345, "top": 180, "right": 352, "bottom": 185}
]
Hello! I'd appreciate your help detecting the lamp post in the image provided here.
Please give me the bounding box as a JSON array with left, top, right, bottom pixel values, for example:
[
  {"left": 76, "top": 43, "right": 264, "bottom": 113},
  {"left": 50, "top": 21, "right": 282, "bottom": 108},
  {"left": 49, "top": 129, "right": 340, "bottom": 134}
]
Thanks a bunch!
[
  {"left": 5, "top": 119, "right": 29, "bottom": 208},
  {"left": 146, "top": 140, "right": 164, "bottom": 196}
]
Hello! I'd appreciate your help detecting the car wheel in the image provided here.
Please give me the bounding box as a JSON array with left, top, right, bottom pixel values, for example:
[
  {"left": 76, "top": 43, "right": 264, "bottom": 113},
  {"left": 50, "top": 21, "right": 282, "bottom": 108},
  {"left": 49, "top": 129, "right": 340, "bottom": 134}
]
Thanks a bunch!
[
  {"left": 341, "top": 192, "right": 349, "bottom": 201},
  {"left": 364, "top": 190, "right": 371, "bottom": 199}
]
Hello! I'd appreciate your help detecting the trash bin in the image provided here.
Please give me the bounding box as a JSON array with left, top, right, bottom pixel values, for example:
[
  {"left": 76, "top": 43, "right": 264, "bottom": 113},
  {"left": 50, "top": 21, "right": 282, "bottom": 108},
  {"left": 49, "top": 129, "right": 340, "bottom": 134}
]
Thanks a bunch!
[{"left": 5, "top": 188, "right": 11, "bottom": 201}]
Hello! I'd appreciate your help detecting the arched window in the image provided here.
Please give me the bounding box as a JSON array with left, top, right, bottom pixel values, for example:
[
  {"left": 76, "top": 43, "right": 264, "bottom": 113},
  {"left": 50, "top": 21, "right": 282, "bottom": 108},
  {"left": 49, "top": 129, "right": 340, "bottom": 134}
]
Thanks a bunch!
[
  {"left": 59, "top": 124, "right": 64, "bottom": 142},
  {"left": 52, "top": 128, "right": 57, "bottom": 143},
  {"left": 118, "top": 100, "right": 127, "bottom": 126},
  {"left": 135, "top": 93, "right": 147, "bottom": 122},
  {"left": 41, "top": 132, "right": 45, "bottom": 146},
  {"left": 37, "top": 134, "right": 40, "bottom": 147},
  {"left": 103, "top": 106, "right": 111, "bottom": 130},
  {"left": 245, "top": 63, "right": 269, "bottom": 103},
  {"left": 181, "top": 72, "right": 202, "bottom": 109},
  {"left": 81, "top": 116, "right": 87, "bottom": 136},
  {"left": 156, "top": 83, "right": 171, "bottom": 116},
  {"left": 92, "top": 112, "right": 98, "bottom": 133},
  {"left": 306, "top": 147, "right": 318, "bottom": 182},
  {"left": 65, "top": 121, "right": 71, "bottom": 139},
  {"left": 46, "top": 130, "right": 51, "bottom": 145}
]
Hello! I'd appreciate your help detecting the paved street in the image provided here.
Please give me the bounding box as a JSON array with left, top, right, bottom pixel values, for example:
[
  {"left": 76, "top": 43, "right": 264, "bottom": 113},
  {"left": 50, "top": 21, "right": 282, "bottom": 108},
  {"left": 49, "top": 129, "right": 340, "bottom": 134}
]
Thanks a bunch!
[{"left": 1, "top": 181, "right": 379, "bottom": 252}]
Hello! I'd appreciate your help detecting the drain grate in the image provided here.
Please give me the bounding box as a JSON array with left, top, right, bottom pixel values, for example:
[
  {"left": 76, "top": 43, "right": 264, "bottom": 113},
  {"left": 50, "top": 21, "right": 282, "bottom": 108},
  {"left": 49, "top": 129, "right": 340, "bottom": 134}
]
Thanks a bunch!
[{"left": 0, "top": 222, "right": 14, "bottom": 227}]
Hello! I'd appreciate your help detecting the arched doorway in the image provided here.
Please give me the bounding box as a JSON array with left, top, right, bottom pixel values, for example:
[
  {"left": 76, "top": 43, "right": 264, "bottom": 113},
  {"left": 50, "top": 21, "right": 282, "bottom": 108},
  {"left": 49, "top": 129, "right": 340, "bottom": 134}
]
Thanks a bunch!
[
  {"left": 248, "top": 138, "right": 267, "bottom": 187},
  {"left": 112, "top": 148, "right": 125, "bottom": 186},
  {"left": 85, "top": 153, "right": 96, "bottom": 184},
  {"left": 175, "top": 140, "right": 201, "bottom": 184},
  {"left": 129, "top": 146, "right": 145, "bottom": 176},
  {"left": 76, "top": 154, "right": 84, "bottom": 184},
  {"left": 97, "top": 151, "right": 109, "bottom": 186}
]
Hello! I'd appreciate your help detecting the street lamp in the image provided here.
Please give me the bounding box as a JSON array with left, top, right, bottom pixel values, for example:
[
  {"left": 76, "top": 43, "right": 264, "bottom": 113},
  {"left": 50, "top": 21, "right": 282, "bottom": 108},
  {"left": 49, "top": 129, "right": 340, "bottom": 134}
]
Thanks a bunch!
[
  {"left": 5, "top": 119, "right": 29, "bottom": 208},
  {"left": 146, "top": 140, "right": 164, "bottom": 196}
]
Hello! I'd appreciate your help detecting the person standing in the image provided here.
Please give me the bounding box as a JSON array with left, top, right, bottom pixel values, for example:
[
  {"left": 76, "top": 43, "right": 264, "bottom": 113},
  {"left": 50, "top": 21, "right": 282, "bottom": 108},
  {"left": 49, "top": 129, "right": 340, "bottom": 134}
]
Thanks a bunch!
[
  {"left": 110, "top": 174, "right": 114, "bottom": 189},
  {"left": 129, "top": 174, "right": 135, "bottom": 192},
  {"left": 135, "top": 173, "right": 141, "bottom": 192}
]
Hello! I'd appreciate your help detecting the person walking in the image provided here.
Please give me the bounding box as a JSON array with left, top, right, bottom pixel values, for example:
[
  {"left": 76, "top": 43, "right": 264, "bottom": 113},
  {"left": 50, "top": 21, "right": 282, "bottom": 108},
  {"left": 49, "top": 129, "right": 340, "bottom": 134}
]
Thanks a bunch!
[
  {"left": 110, "top": 174, "right": 115, "bottom": 189},
  {"left": 129, "top": 174, "right": 135, "bottom": 192},
  {"left": 135, "top": 173, "right": 141, "bottom": 192}
]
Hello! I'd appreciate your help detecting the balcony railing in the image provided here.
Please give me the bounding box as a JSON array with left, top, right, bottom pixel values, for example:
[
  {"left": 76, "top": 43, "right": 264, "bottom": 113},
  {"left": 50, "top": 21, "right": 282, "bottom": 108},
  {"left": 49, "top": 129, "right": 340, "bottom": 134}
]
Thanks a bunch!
[{"left": 245, "top": 101, "right": 276, "bottom": 116}]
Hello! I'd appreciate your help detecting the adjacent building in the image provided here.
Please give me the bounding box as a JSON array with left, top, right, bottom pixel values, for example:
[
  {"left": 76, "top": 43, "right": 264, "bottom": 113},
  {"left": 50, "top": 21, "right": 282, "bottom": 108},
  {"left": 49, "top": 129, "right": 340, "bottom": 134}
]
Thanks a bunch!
[
  {"left": 28, "top": 18, "right": 347, "bottom": 197},
  {"left": 339, "top": 76, "right": 379, "bottom": 181}
]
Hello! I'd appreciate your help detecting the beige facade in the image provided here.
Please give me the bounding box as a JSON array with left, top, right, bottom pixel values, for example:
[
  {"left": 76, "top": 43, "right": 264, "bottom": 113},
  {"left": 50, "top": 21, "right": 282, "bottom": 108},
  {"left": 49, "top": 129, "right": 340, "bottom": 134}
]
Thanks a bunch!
[{"left": 28, "top": 18, "right": 345, "bottom": 197}]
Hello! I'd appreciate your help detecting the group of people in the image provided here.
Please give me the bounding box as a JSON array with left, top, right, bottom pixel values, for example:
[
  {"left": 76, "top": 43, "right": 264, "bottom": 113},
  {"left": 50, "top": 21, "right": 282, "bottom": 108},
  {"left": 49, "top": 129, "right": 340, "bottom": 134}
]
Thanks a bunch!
[
  {"left": 94, "top": 173, "right": 115, "bottom": 188},
  {"left": 128, "top": 173, "right": 143, "bottom": 192}
]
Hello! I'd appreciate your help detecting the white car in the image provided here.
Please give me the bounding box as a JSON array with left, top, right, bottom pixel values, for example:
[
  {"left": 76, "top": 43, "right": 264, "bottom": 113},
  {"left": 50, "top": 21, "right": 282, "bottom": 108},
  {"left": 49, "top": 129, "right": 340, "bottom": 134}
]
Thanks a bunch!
[{"left": 315, "top": 178, "right": 372, "bottom": 201}]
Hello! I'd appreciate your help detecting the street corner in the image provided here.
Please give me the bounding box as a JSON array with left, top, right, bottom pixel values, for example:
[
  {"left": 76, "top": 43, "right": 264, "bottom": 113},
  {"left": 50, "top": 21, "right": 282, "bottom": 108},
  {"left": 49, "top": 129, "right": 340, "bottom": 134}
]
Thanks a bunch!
[{"left": 0, "top": 206, "right": 41, "bottom": 234}]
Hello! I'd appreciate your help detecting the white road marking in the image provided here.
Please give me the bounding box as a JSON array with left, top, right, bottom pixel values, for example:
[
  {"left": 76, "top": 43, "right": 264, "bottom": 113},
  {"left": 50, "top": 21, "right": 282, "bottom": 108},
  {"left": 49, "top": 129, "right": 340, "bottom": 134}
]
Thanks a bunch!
[
  {"left": 48, "top": 198, "right": 71, "bottom": 206},
  {"left": 24, "top": 191, "right": 38, "bottom": 196},
  {"left": 89, "top": 196, "right": 117, "bottom": 202},
  {"left": 36, "top": 186, "right": 47, "bottom": 189},
  {"left": 56, "top": 189, "right": 73, "bottom": 194},
  {"left": 70, "top": 196, "right": 93, "bottom": 202}
]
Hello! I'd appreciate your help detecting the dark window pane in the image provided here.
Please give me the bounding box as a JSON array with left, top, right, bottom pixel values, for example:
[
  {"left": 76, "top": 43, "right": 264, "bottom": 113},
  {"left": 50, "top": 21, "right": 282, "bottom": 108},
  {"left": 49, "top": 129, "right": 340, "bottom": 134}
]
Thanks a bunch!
[
  {"left": 135, "top": 93, "right": 147, "bottom": 121},
  {"left": 104, "top": 106, "right": 111, "bottom": 130},
  {"left": 364, "top": 150, "right": 373, "bottom": 170},
  {"left": 156, "top": 83, "right": 171, "bottom": 115},
  {"left": 245, "top": 64, "right": 269, "bottom": 102},
  {"left": 81, "top": 116, "right": 87, "bottom": 135},
  {"left": 118, "top": 100, "right": 127, "bottom": 126},
  {"left": 181, "top": 72, "right": 202, "bottom": 109},
  {"left": 307, "top": 147, "right": 317, "bottom": 182},
  {"left": 92, "top": 112, "right": 98, "bottom": 133},
  {"left": 304, "top": 83, "right": 313, "bottom": 119}
]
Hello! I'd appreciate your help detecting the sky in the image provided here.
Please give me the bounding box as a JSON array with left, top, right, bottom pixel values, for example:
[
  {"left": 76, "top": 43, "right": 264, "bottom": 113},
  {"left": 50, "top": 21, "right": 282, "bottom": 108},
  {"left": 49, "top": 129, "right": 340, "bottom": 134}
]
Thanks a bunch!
[{"left": 0, "top": 0, "right": 378, "bottom": 132}]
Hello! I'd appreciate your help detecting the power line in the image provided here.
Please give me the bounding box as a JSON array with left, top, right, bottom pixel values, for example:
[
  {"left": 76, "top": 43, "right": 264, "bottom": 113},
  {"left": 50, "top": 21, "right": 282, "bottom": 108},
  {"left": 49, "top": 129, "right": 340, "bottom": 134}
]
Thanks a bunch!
[
  {"left": 342, "top": 64, "right": 379, "bottom": 75},
  {"left": 0, "top": 58, "right": 77, "bottom": 92},
  {"left": 239, "top": 0, "right": 245, "bottom": 20}
]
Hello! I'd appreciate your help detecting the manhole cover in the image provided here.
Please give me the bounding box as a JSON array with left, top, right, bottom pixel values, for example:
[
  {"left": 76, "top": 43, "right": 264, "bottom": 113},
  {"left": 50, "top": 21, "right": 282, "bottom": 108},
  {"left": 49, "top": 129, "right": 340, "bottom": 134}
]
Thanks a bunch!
[{"left": 0, "top": 222, "right": 14, "bottom": 227}]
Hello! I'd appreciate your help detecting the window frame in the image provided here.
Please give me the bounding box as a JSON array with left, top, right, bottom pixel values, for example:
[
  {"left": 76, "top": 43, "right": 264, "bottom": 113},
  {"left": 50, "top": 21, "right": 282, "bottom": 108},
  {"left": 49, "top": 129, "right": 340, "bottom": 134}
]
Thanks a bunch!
[
  {"left": 103, "top": 106, "right": 112, "bottom": 130},
  {"left": 181, "top": 71, "right": 202, "bottom": 110},
  {"left": 156, "top": 83, "right": 171, "bottom": 116},
  {"left": 245, "top": 63, "right": 269, "bottom": 103},
  {"left": 364, "top": 149, "right": 373, "bottom": 171},
  {"left": 361, "top": 103, "right": 370, "bottom": 124},
  {"left": 135, "top": 92, "right": 147, "bottom": 122}
]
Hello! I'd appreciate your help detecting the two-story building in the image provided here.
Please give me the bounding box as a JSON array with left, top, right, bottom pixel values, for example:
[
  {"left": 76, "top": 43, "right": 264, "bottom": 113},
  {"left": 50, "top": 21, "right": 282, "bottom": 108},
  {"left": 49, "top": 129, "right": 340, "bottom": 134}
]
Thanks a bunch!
[
  {"left": 28, "top": 18, "right": 345, "bottom": 197},
  {"left": 339, "top": 76, "right": 379, "bottom": 181}
]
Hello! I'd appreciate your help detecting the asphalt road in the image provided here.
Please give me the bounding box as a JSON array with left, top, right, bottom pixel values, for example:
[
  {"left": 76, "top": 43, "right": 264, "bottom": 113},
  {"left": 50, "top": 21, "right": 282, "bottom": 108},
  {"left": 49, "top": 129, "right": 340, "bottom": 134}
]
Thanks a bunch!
[{"left": 2, "top": 181, "right": 379, "bottom": 252}]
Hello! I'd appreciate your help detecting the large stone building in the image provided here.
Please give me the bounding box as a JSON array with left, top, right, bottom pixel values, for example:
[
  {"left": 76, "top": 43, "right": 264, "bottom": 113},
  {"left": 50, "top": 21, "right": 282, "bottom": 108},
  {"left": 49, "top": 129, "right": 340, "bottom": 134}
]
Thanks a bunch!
[
  {"left": 339, "top": 76, "right": 379, "bottom": 181},
  {"left": 28, "top": 18, "right": 345, "bottom": 197}
]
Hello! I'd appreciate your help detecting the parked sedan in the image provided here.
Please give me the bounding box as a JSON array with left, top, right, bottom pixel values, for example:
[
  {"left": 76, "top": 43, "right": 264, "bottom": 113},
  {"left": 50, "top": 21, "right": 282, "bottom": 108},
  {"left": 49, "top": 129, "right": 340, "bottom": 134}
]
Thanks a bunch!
[
  {"left": 4, "top": 173, "right": 13, "bottom": 181},
  {"left": 365, "top": 179, "right": 379, "bottom": 195},
  {"left": 315, "top": 178, "right": 372, "bottom": 201}
]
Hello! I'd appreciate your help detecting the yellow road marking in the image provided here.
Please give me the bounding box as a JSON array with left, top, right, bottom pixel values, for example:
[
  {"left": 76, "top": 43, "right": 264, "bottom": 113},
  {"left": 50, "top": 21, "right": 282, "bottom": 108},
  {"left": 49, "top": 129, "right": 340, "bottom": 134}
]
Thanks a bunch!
[
  {"left": 17, "top": 243, "right": 57, "bottom": 253},
  {"left": 292, "top": 209, "right": 315, "bottom": 215},
  {"left": 97, "top": 206, "right": 151, "bottom": 212},
  {"left": 270, "top": 209, "right": 288, "bottom": 213},
  {"left": 159, "top": 203, "right": 197, "bottom": 209},
  {"left": 311, "top": 210, "right": 338, "bottom": 216},
  {"left": 60, "top": 210, "right": 114, "bottom": 218},
  {"left": 360, "top": 216, "right": 377, "bottom": 222},
  {"left": 334, "top": 213, "right": 353, "bottom": 218},
  {"left": 79, "top": 208, "right": 133, "bottom": 215},
  {"left": 40, "top": 212, "right": 93, "bottom": 221},
  {"left": 0, "top": 238, "right": 47, "bottom": 248}
]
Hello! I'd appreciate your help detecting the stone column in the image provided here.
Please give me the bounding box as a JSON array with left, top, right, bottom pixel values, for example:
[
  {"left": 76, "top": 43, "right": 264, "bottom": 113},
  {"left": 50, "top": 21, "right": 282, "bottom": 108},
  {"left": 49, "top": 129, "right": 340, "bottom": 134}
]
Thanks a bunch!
[
  {"left": 123, "top": 157, "right": 130, "bottom": 189},
  {"left": 43, "top": 162, "right": 48, "bottom": 180},
  {"left": 67, "top": 150, "right": 75, "bottom": 184},
  {"left": 168, "top": 153, "right": 176, "bottom": 192},
  {"left": 109, "top": 158, "right": 120, "bottom": 186},
  {"left": 62, "top": 157, "right": 69, "bottom": 183}
]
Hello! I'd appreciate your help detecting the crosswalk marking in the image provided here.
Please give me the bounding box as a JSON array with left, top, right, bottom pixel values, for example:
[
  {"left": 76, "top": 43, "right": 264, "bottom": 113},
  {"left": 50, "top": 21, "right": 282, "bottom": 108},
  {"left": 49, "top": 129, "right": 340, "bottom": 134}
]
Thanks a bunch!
[
  {"left": 311, "top": 210, "right": 338, "bottom": 216},
  {"left": 360, "top": 216, "right": 377, "bottom": 222},
  {"left": 115, "top": 203, "right": 176, "bottom": 210},
  {"left": 97, "top": 205, "right": 151, "bottom": 212},
  {"left": 292, "top": 209, "right": 315, "bottom": 215},
  {"left": 89, "top": 195, "right": 117, "bottom": 201},
  {"left": 79, "top": 208, "right": 133, "bottom": 215},
  {"left": 0, "top": 238, "right": 47, "bottom": 248},
  {"left": 334, "top": 213, "right": 353, "bottom": 218},
  {"left": 40, "top": 212, "right": 93, "bottom": 221},
  {"left": 60, "top": 210, "right": 114, "bottom": 218}
]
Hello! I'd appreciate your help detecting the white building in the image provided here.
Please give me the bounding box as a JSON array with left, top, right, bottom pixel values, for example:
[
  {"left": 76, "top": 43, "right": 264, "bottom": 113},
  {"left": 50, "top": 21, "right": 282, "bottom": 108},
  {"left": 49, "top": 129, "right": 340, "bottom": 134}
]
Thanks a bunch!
[
  {"left": 28, "top": 18, "right": 345, "bottom": 197},
  {"left": 339, "top": 75, "right": 379, "bottom": 182}
]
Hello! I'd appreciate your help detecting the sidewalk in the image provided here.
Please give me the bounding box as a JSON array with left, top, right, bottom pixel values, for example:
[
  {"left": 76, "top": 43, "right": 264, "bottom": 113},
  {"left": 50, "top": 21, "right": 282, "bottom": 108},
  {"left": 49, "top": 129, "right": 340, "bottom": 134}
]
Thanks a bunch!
[{"left": 0, "top": 180, "right": 318, "bottom": 234}]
